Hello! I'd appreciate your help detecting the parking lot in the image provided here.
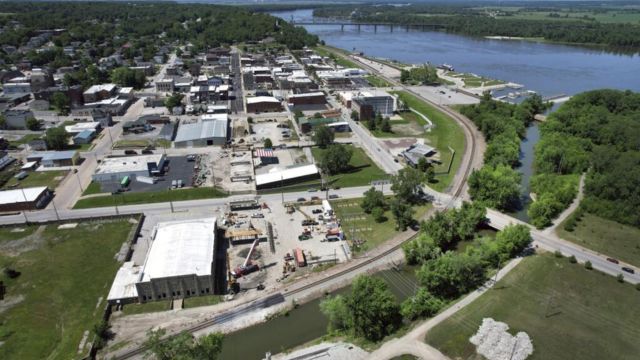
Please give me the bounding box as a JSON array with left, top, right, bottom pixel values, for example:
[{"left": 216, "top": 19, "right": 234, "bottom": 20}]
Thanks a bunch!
[
  {"left": 250, "top": 120, "right": 294, "bottom": 147},
  {"left": 99, "top": 156, "right": 196, "bottom": 193}
]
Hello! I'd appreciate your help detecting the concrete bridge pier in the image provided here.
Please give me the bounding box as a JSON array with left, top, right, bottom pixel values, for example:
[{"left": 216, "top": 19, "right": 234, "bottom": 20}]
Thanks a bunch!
[
  {"left": 390, "top": 24, "right": 393, "bottom": 32},
  {"left": 341, "top": 24, "right": 344, "bottom": 32},
  {"left": 374, "top": 24, "right": 377, "bottom": 33},
  {"left": 357, "top": 24, "right": 361, "bottom": 32}
]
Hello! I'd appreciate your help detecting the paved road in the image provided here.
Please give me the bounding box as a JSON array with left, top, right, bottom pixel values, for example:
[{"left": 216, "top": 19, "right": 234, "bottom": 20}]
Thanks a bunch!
[{"left": 487, "top": 209, "right": 640, "bottom": 284}]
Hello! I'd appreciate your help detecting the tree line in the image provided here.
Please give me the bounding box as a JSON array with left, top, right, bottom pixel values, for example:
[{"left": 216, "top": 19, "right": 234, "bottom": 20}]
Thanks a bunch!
[{"left": 534, "top": 89, "right": 640, "bottom": 228}]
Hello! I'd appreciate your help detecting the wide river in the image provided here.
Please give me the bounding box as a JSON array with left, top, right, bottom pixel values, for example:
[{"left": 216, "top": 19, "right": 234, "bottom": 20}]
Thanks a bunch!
[{"left": 273, "top": 9, "right": 640, "bottom": 221}]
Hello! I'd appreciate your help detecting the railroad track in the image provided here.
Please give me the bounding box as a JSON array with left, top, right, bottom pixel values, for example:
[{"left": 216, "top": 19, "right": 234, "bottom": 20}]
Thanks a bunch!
[{"left": 114, "top": 51, "right": 479, "bottom": 360}]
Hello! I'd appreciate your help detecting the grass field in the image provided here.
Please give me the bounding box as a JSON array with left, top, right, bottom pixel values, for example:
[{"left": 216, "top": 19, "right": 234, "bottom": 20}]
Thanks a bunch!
[
  {"left": 391, "top": 91, "right": 465, "bottom": 192},
  {"left": 371, "top": 112, "right": 425, "bottom": 138},
  {"left": 183, "top": 294, "right": 223, "bottom": 308},
  {"left": 447, "top": 71, "right": 505, "bottom": 88},
  {"left": 81, "top": 181, "right": 103, "bottom": 196},
  {"left": 314, "top": 46, "right": 361, "bottom": 69},
  {"left": 112, "top": 139, "right": 151, "bottom": 149},
  {"left": 496, "top": 9, "right": 640, "bottom": 24},
  {"left": 365, "top": 75, "right": 392, "bottom": 88},
  {"left": 1, "top": 170, "right": 68, "bottom": 190},
  {"left": 73, "top": 187, "right": 227, "bottom": 209},
  {"left": 426, "top": 254, "right": 640, "bottom": 360},
  {"left": 332, "top": 198, "right": 431, "bottom": 254},
  {"left": 120, "top": 300, "right": 172, "bottom": 316},
  {"left": 8, "top": 134, "right": 43, "bottom": 148},
  {"left": 0, "top": 219, "right": 136, "bottom": 359},
  {"left": 0, "top": 225, "right": 38, "bottom": 244},
  {"left": 557, "top": 213, "right": 640, "bottom": 268},
  {"left": 311, "top": 145, "right": 387, "bottom": 188}
]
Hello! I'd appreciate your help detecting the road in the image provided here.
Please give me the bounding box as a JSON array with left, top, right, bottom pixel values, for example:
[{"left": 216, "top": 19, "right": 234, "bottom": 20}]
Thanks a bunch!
[{"left": 229, "top": 48, "right": 244, "bottom": 114}]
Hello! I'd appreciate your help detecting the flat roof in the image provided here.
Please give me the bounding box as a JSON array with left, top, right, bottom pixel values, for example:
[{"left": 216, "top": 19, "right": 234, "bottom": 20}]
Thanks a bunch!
[
  {"left": 175, "top": 119, "right": 227, "bottom": 143},
  {"left": 84, "top": 83, "right": 116, "bottom": 94},
  {"left": 107, "top": 261, "right": 140, "bottom": 301},
  {"left": 255, "top": 164, "right": 319, "bottom": 186},
  {"left": 140, "top": 218, "right": 216, "bottom": 281},
  {"left": 95, "top": 154, "right": 165, "bottom": 175},
  {"left": 0, "top": 186, "right": 47, "bottom": 205},
  {"left": 246, "top": 96, "right": 280, "bottom": 104},
  {"left": 29, "top": 150, "right": 78, "bottom": 161},
  {"left": 289, "top": 92, "right": 324, "bottom": 99},
  {"left": 65, "top": 121, "right": 100, "bottom": 133}
]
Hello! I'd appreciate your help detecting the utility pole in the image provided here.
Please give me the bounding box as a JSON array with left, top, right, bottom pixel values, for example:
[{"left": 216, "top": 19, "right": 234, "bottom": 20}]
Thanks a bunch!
[
  {"left": 75, "top": 172, "right": 84, "bottom": 192},
  {"left": 51, "top": 199, "right": 60, "bottom": 221},
  {"left": 19, "top": 187, "right": 29, "bottom": 223}
]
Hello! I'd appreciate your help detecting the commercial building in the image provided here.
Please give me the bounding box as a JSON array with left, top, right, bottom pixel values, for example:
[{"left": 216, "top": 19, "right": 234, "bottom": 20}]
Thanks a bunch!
[
  {"left": 401, "top": 143, "right": 437, "bottom": 167},
  {"left": 136, "top": 218, "right": 219, "bottom": 302},
  {"left": 92, "top": 154, "right": 166, "bottom": 184},
  {"left": 287, "top": 92, "right": 326, "bottom": 106},
  {"left": 64, "top": 121, "right": 101, "bottom": 135},
  {"left": 298, "top": 117, "right": 339, "bottom": 134},
  {"left": 351, "top": 90, "right": 396, "bottom": 121},
  {"left": 83, "top": 83, "right": 117, "bottom": 103},
  {"left": 174, "top": 114, "right": 228, "bottom": 148},
  {"left": 0, "top": 186, "right": 52, "bottom": 212},
  {"left": 73, "top": 130, "right": 95, "bottom": 145},
  {"left": 155, "top": 79, "right": 175, "bottom": 93},
  {"left": 255, "top": 164, "right": 320, "bottom": 190},
  {"left": 27, "top": 150, "right": 79, "bottom": 167},
  {"left": 246, "top": 96, "right": 282, "bottom": 113}
]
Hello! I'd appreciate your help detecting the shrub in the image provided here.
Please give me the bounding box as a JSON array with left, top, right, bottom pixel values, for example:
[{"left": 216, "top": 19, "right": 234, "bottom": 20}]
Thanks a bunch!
[
  {"left": 554, "top": 251, "right": 563, "bottom": 258},
  {"left": 569, "top": 255, "right": 577, "bottom": 263},
  {"left": 617, "top": 274, "right": 625, "bottom": 283},
  {"left": 636, "top": 283, "right": 640, "bottom": 291},
  {"left": 3, "top": 267, "right": 21, "bottom": 279},
  {"left": 584, "top": 261, "right": 592, "bottom": 270}
]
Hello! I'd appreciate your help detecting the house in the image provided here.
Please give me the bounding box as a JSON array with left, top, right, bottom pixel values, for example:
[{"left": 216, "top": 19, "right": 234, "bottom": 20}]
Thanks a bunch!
[
  {"left": 30, "top": 68, "right": 53, "bottom": 91},
  {"left": 27, "top": 150, "right": 79, "bottom": 167},
  {"left": 83, "top": 83, "right": 117, "bottom": 103},
  {"left": 3, "top": 109, "right": 34, "bottom": 129},
  {"left": 91, "top": 109, "right": 113, "bottom": 127},
  {"left": 246, "top": 96, "right": 282, "bottom": 113},
  {"left": 73, "top": 130, "right": 95, "bottom": 145}
]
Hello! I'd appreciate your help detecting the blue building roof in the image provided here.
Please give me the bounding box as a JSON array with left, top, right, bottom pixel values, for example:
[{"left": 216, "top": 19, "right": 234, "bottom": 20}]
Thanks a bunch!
[
  {"left": 74, "top": 130, "right": 94, "bottom": 140},
  {"left": 40, "top": 150, "right": 77, "bottom": 161}
]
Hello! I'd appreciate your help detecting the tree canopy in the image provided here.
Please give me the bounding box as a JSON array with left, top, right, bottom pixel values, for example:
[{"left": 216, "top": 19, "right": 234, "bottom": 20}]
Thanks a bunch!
[
  {"left": 313, "top": 125, "right": 335, "bottom": 148},
  {"left": 144, "top": 329, "right": 224, "bottom": 360}
]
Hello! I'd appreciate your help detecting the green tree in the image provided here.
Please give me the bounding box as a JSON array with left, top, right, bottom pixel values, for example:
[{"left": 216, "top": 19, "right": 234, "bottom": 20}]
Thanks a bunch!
[
  {"left": 111, "top": 67, "right": 146, "bottom": 89},
  {"left": 380, "top": 117, "right": 391, "bottom": 133},
  {"left": 0, "top": 114, "right": 5, "bottom": 129},
  {"left": 164, "top": 93, "right": 184, "bottom": 110},
  {"left": 417, "top": 252, "right": 486, "bottom": 298},
  {"left": 319, "top": 144, "right": 352, "bottom": 175},
  {"left": 367, "top": 115, "right": 377, "bottom": 130},
  {"left": 391, "top": 167, "right": 425, "bottom": 204},
  {"left": 468, "top": 164, "right": 521, "bottom": 210},
  {"left": 390, "top": 198, "right": 415, "bottom": 231},
  {"left": 400, "top": 288, "right": 445, "bottom": 320},
  {"left": 360, "top": 186, "right": 386, "bottom": 214},
  {"left": 403, "top": 232, "right": 442, "bottom": 265},
  {"left": 51, "top": 92, "right": 70, "bottom": 115},
  {"left": 371, "top": 206, "right": 386, "bottom": 223},
  {"left": 263, "top": 138, "right": 273, "bottom": 148},
  {"left": 313, "top": 125, "right": 334, "bottom": 148},
  {"left": 44, "top": 127, "right": 70, "bottom": 150},
  {"left": 26, "top": 117, "right": 40, "bottom": 131},
  {"left": 425, "top": 166, "right": 435, "bottom": 183},
  {"left": 319, "top": 295, "right": 350, "bottom": 332},
  {"left": 350, "top": 110, "right": 359, "bottom": 121},
  {"left": 346, "top": 275, "right": 401, "bottom": 341},
  {"left": 144, "top": 329, "right": 224, "bottom": 360}
]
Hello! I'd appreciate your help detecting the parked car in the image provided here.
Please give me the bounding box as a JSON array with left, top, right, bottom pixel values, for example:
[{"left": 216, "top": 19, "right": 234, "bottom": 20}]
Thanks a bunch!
[
  {"left": 298, "top": 234, "right": 311, "bottom": 241},
  {"left": 325, "top": 235, "right": 340, "bottom": 242},
  {"left": 311, "top": 196, "right": 320, "bottom": 201},
  {"left": 141, "top": 149, "right": 153, "bottom": 154},
  {"left": 621, "top": 267, "right": 635, "bottom": 274},
  {"left": 329, "top": 194, "right": 339, "bottom": 199},
  {"left": 297, "top": 197, "right": 306, "bottom": 202},
  {"left": 187, "top": 154, "right": 196, "bottom": 161},
  {"left": 251, "top": 213, "right": 264, "bottom": 218},
  {"left": 171, "top": 180, "right": 178, "bottom": 189},
  {"left": 311, "top": 209, "right": 322, "bottom": 214},
  {"left": 124, "top": 150, "right": 137, "bottom": 155},
  {"left": 607, "top": 258, "right": 620, "bottom": 264}
]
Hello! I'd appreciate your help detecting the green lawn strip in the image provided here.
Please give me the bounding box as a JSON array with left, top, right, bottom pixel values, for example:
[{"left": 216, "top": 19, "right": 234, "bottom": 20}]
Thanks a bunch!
[
  {"left": 426, "top": 254, "right": 640, "bottom": 360},
  {"left": 365, "top": 75, "right": 391, "bottom": 88},
  {"left": 73, "top": 187, "right": 227, "bottom": 209},
  {"left": 112, "top": 139, "right": 151, "bottom": 149},
  {"left": 391, "top": 91, "right": 465, "bottom": 192},
  {"left": 314, "top": 46, "right": 361, "bottom": 69},
  {"left": 557, "top": 213, "right": 640, "bottom": 268},
  {"left": 287, "top": 119, "right": 299, "bottom": 141},
  {"left": 0, "top": 225, "right": 38, "bottom": 244},
  {"left": 120, "top": 300, "right": 172, "bottom": 316},
  {"left": 9, "top": 133, "right": 43, "bottom": 147},
  {"left": 183, "top": 295, "right": 223, "bottom": 308},
  {"left": 81, "top": 181, "right": 103, "bottom": 196},
  {"left": 311, "top": 145, "right": 388, "bottom": 188},
  {"left": 2, "top": 170, "right": 68, "bottom": 190},
  {"left": 0, "top": 220, "right": 135, "bottom": 359},
  {"left": 332, "top": 198, "right": 431, "bottom": 254}
]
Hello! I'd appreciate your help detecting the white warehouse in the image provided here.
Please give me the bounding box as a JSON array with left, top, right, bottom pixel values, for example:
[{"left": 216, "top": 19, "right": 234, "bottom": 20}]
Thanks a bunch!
[{"left": 92, "top": 154, "right": 166, "bottom": 185}]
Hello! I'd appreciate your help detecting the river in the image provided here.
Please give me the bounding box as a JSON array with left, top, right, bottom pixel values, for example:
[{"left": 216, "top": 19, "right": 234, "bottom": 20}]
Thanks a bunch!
[
  {"left": 220, "top": 267, "right": 418, "bottom": 359},
  {"left": 272, "top": 9, "right": 640, "bottom": 222}
]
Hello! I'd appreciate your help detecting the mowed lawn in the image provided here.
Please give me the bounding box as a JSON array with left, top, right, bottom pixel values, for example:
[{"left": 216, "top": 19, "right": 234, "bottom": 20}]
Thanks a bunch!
[
  {"left": 391, "top": 91, "right": 466, "bottom": 192},
  {"left": 1, "top": 170, "right": 68, "bottom": 190},
  {"left": 312, "top": 145, "right": 388, "bottom": 188},
  {"left": 74, "top": 187, "right": 227, "bottom": 209},
  {"left": 558, "top": 213, "right": 640, "bottom": 267},
  {"left": 0, "top": 219, "right": 136, "bottom": 359},
  {"left": 332, "top": 198, "right": 431, "bottom": 254},
  {"left": 426, "top": 254, "right": 640, "bottom": 360}
]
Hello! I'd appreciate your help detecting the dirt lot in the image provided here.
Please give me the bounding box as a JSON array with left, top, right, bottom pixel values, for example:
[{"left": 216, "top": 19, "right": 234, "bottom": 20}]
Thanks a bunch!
[
  {"left": 227, "top": 200, "right": 349, "bottom": 294},
  {"left": 250, "top": 120, "right": 293, "bottom": 147},
  {"left": 254, "top": 148, "right": 308, "bottom": 175}
]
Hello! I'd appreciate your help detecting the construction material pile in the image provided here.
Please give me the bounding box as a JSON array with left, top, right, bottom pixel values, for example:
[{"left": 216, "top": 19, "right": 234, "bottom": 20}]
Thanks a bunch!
[{"left": 470, "top": 318, "right": 533, "bottom": 360}]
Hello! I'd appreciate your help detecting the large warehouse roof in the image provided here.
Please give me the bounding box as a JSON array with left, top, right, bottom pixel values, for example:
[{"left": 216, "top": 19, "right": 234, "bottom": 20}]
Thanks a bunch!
[
  {"left": 0, "top": 186, "right": 47, "bottom": 205},
  {"left": 255, "top": 164, "right": 319, "bottom": 186},
  {"left": 174, "top": 119, "right": 227, "bottom": 143},
  {"left": 246, "top": 96, "right": 280, "bottom": 104},
  {"left": 140, "top": 218, "right": 216, "bottom": 281},
  {"left": 94, "top": 154, "right": 164, "bottom": 175}
]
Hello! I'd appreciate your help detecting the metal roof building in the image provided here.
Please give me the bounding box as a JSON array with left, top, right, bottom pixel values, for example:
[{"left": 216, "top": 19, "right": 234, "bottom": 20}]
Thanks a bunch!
[
  {"left": 174, "top": 116, "right": 228, "bottom": 148},
  {"left": 93, "top": 154, "right": 165, "bottom": 183},
  {"left": 255, "top": 164, "right": 320, "bottom": 189},
  {"left": 0, "top": 186, "right": 52, "bottom": 211}
]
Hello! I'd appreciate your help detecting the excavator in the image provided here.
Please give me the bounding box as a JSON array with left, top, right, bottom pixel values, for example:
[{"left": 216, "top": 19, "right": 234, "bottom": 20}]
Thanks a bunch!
[{"left": 231, "top": 236, "right": 261, "bottom": 278}]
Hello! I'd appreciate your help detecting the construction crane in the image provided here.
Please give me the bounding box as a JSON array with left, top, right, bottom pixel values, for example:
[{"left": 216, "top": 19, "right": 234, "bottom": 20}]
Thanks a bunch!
[{"left": 231, "top": 237, "right": 261, "bottom": 278}]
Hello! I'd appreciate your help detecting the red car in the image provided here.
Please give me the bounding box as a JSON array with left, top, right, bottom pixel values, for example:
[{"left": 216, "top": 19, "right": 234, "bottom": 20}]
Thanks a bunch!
[{"left": 606, "top": 257, "right": 619, "bottom": 264}]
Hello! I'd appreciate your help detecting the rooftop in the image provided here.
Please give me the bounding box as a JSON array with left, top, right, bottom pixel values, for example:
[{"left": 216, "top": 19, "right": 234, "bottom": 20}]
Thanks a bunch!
[
  {"left": 246, "top": 96, "right": 280, "bottom": 104},
  {"left": 107, "top": 261, "right": 140, "bottom": 301},
  {"left": 0, "top": 186, "right": 48, "bottom": 205},
  {"left": 65, "top": 121, "right": 100, "bottom": 133},
  {"left": 175, "top": 118, "right": 227, "bottom": 142},
  {"left": 140, "top": 218, "right": 216, "bottom": 281},
  {"left": 255, "top": 164, "right": 319, "bottom": 186},
  {"left": 83, "top": 83, "right": 116, "bottom": 95},
  {"left": 95, "top": 154, "right": 165, "bottom": 175}
]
